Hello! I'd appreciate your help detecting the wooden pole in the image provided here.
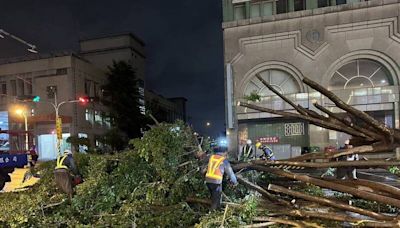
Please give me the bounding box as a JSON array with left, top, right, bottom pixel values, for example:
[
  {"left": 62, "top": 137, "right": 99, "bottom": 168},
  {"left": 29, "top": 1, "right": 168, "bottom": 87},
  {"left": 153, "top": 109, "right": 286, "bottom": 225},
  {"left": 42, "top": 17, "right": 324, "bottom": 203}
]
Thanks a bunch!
[{"left": 267, "top": 184, "right": 394, "bottom": 221}]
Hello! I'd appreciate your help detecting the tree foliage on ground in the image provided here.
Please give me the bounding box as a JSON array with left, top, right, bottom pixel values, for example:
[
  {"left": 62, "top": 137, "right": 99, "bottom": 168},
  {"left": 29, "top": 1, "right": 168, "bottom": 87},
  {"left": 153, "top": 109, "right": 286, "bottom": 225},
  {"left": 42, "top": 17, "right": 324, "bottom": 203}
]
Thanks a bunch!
[
  {"left": 102, "top": 60, "right": 147, "bottom": 141},
  {"left": 0, "top": 122, "right": 251, "bottom": 227}
]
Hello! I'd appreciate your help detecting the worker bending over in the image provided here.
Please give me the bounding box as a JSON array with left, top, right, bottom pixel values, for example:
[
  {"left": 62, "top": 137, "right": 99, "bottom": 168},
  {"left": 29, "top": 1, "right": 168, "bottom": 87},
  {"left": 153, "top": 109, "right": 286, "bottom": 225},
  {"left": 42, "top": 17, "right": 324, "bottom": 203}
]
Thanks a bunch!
[
  {"left": 205, "top": 146, "right": 238, "bottom": 210},
  {"left": 54, "top": 150, "right": 81, "bottom": 199}
]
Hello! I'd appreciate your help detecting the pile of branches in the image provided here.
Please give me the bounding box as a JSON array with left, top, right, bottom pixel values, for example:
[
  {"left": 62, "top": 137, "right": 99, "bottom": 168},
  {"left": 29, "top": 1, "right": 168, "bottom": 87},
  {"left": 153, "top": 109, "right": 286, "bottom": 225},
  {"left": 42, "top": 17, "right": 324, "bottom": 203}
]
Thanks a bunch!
[{"left": 223, "top": 75, "right": 400, "bottom": 227}]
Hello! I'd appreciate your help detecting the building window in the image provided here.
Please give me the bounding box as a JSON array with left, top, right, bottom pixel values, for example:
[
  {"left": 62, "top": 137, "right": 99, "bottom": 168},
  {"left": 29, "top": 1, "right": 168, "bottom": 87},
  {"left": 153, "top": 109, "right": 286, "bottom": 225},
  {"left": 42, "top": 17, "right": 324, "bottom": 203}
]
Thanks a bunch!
[
  {"left": 10, "top": 80, "right": 16, "bottom": 96},
  {"left": 84, "top": 80, "right": 92, "bottom": 96},
  {"left": 294, "top": 0, "right": 305, "bottom": 11},
  {"left": 26, "top": 78, "right": 32, "bottom": 95},
  {"left": 17, "top": 78, "right": 24, "bottom": 96},
  {"left": 94, "top": 82, "right": 99, "bottom": 98},
  {"left": 0, "top": 82, "right": 7, "bottom": 95},
  {"left": 318, "top": 0, "right": 330, "bottom": 7},
  {"left": 284, "top": 123, "right": 304, "bottom": 136},
  {"left": 251, "top": 1, "right": 273, "bottom": 17},
  {"left": 276, "top": 0, "right": 288, "bottom": 14},
  {"left": 56, "top": 68, "right": 68, "bottom": 75},
  {"left": 262, "top": 2, "right": 273, "bottom": 16},
  {"left": 85, "top": 109, "right": 94, "bottom": 124},
  {"left": 336, "top": 0, "right": 346, "bottom": 5},
  {"left": 250, "top": 3, "right": 261, "bottom": 17},
  {"left": 244, "top": 69, "right": 301, "bottom": 98},
  {"left": 329, "top": 59, "right": 392, "bottom": 90},
  {"left": 94, "top": 110, "right": 102, "bottom": 125},
  {"left": 234, "top": 4, "right": 246, "bottom": 20}
]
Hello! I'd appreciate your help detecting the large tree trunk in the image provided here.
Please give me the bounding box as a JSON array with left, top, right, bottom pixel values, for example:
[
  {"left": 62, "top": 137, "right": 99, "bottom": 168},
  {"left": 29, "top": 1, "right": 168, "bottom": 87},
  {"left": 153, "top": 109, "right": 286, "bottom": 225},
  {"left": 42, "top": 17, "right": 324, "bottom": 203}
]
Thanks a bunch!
[
  {"left": 267, "top": 184, "right": 395, "bottom": 221},
  {"left": 252, "top": 159, "right": 400, "bottom": 168},
  {"left": 251, "top": 165, "right": 400, "bottom": 208},
  {"left": 325, "top": 178, "right": 400, "bottom": 199}
]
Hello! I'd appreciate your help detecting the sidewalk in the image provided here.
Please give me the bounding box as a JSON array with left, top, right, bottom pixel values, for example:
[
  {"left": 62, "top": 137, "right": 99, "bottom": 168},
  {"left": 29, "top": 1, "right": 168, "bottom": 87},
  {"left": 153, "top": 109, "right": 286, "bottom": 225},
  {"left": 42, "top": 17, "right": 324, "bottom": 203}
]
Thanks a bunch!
[{"left": 3, "top": 167, "right": 40, "bottom": 192}]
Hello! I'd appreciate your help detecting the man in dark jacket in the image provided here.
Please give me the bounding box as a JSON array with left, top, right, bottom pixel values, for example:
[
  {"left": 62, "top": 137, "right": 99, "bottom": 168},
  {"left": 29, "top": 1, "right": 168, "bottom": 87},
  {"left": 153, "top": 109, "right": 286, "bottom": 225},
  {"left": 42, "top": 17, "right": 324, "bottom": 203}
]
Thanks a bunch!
[{"left": 205, "top": 146, "right": 237, "bottom": 210}]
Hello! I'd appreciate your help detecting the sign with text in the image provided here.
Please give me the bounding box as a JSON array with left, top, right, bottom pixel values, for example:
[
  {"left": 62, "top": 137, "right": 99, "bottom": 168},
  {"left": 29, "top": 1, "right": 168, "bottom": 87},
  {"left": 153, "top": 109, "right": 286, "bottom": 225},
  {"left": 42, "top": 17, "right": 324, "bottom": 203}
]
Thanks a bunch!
[
  {"left": 0, "top": 154, "right": 28, "bottom": 168},
  {"left": 258, "top": 136, "right": 279, "bottom": 144}
]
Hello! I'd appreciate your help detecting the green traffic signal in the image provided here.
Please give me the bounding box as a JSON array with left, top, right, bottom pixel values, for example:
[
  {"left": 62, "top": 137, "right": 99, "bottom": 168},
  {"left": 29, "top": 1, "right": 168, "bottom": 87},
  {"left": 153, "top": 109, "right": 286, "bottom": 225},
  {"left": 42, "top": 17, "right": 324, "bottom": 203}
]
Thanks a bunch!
[{"left": 32, "top": 96, "right": 40, "bottom": 102}]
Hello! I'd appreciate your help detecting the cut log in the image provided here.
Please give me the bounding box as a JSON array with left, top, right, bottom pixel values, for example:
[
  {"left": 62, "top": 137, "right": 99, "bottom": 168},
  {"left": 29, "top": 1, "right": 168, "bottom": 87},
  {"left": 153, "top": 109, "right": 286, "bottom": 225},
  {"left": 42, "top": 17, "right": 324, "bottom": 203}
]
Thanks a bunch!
[
  {"left": 252, "top": 160, "right": 400, "bottom": 168},
  {"left": 324, "top": 178, "right": 400, "bottom": 199},
  {"left": 254, "top": 210, "right": 399, "bottom": 227},
  {"left": 284, "top": 143, "right": 394, "bottom": 161},
  {"left": 302, "top": 77, "right": 396, "bottom": 142},
  {"left": 239, "top": 102, "right": 371, "bottom": 140},
  {"left": 267, "top": 184, "right": 394, "bottom": 221},
  {"left": 237, "top": 175, "right": 291, "bottom": 206},
  {"left": 251, "top": 165, "right": 400, "bottom": 209}
]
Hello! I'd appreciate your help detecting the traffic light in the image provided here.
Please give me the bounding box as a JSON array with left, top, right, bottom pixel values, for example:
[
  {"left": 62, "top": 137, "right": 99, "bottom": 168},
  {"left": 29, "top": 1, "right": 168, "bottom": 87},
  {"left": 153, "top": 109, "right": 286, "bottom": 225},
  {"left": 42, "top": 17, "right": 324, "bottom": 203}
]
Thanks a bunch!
[
  {"left": 17, "top": 95, "right": 41, "bottom": 102},
  {"left": 78, "top": 96, "right": 89, "bottom": 104},
  {"left": 32, "top": 96, "right": 40, "bottom": 102}
]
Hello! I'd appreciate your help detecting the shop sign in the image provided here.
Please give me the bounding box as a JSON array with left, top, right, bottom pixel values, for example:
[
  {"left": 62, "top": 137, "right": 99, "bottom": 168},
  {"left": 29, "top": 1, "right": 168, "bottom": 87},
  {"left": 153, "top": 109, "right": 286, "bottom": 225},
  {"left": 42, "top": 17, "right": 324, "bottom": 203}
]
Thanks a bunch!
[{"left": 258, "top": 136, "right": 279, "bottom": 144}]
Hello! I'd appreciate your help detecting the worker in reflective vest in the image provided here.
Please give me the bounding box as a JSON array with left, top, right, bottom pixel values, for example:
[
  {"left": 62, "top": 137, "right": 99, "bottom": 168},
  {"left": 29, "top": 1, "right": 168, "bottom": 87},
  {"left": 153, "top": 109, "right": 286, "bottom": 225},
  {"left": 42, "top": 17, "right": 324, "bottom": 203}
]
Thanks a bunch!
[
  {"left": 256, "top": 143, "right": 276, "bottom": 161},
  {"left": 239, "top": 139, "right": 254, "bottom": 161},
  {"left": 54, "top": 150, "right": 80, "bottom": 199},
  {"left": 205, "top": 146, "right": 238, "bottom": 210}
]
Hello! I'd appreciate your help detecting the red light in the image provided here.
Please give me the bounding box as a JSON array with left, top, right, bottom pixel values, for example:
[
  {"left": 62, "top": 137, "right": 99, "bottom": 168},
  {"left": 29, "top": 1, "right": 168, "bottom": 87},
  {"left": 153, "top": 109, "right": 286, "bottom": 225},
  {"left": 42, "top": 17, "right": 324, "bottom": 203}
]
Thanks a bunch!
[{"left": 78, "top": 96, "right": 89, "bottom": 104}]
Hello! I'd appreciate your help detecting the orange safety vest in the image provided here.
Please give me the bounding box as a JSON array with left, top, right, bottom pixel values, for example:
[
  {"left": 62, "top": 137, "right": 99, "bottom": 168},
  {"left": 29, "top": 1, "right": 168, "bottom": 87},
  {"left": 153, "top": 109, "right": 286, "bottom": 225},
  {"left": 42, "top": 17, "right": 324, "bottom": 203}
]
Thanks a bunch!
[{"left": 206, "top": 155, "right": 225, "bottom": 181}]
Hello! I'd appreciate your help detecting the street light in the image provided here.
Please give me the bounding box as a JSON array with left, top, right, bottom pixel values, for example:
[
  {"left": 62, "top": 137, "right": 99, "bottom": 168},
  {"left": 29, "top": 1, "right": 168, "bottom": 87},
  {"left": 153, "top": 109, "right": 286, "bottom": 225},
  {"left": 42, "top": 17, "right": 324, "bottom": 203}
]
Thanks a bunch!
[
  {"left": 44, "top": 91, "right": 89, "bottom": 156},
  {"left": 206, "top": 122, "right": 211, "bottom": 127},
  {"left": 15, "top": 108, "right": 28, "bottom": 151}
]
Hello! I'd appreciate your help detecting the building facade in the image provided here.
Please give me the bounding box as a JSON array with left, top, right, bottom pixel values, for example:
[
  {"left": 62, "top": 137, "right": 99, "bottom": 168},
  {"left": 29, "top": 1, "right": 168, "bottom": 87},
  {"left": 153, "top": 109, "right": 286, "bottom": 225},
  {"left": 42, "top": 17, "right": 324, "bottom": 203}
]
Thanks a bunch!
[
  {"left": 145, "top": 90, "right": 187, "bottom": 123},
  {"left": 0, "top": 33, "right": 146, "bottom": 160},
  {"left": 223, "top": 0, "right": 400, "bottom": 159}
]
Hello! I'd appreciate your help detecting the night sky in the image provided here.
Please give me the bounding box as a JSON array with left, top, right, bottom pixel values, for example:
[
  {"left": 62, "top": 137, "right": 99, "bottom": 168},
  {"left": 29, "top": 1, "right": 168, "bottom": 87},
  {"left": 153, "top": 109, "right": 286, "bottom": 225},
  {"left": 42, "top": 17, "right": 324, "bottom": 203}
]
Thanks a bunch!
[{"left": 0, "top": 0, "right": 225, "bottom": 137}]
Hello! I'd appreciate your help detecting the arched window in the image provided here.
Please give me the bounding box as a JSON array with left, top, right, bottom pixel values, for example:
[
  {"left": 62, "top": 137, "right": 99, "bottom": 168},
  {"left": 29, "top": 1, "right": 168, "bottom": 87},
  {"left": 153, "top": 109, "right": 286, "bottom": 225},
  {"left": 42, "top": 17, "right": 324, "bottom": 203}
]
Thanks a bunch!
[
  {"left": 244, "top": 69, "right": 300, "bottom": 97},
  {"left": 329, "top": 59, "right": 393, "bottom": 90}
]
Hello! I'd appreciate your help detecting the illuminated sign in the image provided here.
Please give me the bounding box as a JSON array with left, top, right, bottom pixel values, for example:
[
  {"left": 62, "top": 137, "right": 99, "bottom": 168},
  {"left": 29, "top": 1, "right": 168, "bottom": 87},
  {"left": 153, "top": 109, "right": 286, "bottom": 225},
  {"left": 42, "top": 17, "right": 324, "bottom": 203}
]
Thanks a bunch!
[{"left": 258, "top": 136, "right": 279, "bottom": 144}]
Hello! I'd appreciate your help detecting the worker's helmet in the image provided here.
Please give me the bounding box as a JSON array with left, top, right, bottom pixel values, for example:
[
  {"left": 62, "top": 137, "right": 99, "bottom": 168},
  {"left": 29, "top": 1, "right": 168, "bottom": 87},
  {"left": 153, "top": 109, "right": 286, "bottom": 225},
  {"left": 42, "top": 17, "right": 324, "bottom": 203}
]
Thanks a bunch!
[
  {"left": 344, "top": 139, "right": 350, "bottom": 145},
  {"left": 63, "top": 149, "right": 72, "bottom": 155},
  {"left": 255, "top": 142, "right": 262, "bottom": 149},
  {"left": 213, "top": 146, "right": 227, "bottom": 154},
  {"left": 246, "top": 139, "right": 252, "bottom": 145}
]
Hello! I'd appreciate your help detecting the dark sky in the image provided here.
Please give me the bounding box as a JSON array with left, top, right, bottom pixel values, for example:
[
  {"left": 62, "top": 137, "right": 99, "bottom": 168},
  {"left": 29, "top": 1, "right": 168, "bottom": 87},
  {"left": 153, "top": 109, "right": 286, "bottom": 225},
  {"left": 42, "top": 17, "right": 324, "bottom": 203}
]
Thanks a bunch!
[{"left": 0, "top": 0, "right": 225, "bottom": 137}]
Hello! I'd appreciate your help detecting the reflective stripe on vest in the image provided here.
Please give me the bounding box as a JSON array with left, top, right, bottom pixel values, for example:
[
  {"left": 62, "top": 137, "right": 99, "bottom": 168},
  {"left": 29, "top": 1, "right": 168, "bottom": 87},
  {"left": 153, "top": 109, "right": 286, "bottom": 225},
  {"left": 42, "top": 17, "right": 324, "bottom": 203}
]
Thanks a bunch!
[
  {"left": 243, "top": 145, "right": 252, "bottom": 158},
  {"left": 55, "top": 155, "right": 68, "bottom": 170},
  {"left": 206, "top": 155, "right": 225, "bottom": 181}
]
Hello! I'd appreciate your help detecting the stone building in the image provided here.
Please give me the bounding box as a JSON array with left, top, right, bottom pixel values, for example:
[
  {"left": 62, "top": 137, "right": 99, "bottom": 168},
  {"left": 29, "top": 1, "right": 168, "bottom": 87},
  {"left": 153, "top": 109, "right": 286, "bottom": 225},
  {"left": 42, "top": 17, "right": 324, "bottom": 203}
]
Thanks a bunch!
[
  {"left": 223, "top": 0, "right": 400, "bottom": 159},
  {"left": 0, "top": 33, "right": 145, "bottom": 159}
]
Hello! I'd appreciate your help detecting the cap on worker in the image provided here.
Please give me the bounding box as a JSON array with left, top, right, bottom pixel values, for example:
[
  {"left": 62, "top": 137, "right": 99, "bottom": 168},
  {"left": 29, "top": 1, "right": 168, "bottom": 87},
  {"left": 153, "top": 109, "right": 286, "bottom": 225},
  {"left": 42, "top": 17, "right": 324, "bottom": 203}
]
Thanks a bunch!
[
  {"left": 255, "top": 142, "right": 262, "bottom": 149},
  {"left": 246, "top": 139, "right": 252, "bottom": 145},
  {"left": 344, "top": 139, "right": 350, "bottom": 145},
  {"left": 63, "top": 149, "right": 72, "bottom": 155}
]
